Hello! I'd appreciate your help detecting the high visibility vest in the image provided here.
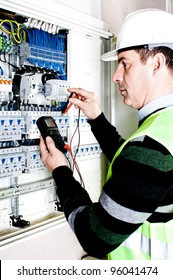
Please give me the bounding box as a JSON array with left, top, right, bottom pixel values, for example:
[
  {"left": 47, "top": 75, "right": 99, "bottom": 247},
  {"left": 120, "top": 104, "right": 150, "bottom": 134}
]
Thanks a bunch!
[{"left": 107, "top": 106, "right": 173, "bottom": 260}]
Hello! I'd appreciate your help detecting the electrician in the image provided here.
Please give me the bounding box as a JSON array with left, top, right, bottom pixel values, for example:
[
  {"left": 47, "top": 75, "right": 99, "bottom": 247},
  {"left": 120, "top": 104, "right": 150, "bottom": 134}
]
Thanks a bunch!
[{"left": 39, "top": 9, "right": 173, "bottom": 259}]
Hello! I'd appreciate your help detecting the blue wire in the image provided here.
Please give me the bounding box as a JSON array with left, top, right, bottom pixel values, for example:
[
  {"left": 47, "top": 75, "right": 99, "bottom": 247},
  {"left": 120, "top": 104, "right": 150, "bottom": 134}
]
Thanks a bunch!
[
  {"left": 0, "top": 66, "right": 4, "bottom": 75},
  {"left": 25, "top": 28, "right": 67, "bottom": 75}
]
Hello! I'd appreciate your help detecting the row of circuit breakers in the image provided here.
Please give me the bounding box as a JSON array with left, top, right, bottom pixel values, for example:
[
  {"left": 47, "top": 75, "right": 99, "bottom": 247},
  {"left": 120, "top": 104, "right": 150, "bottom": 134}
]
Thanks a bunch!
[{"left": 0, "top": 9, "right": 102, "bottom": 228}]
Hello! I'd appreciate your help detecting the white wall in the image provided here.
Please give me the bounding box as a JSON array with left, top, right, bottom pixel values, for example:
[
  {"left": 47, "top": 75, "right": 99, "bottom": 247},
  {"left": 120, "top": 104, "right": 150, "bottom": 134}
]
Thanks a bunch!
[
  {"left": 100, "top": 0, "right": 173, "bottom": 138},
  {"left": 54, "top": 0, "right": 101, "bottom": 18},
  {"left": 0, "top": 222, "right": 85, "bottom": 260},
  {"left": 101, "top": 0, "right": 171, "bottom": 34}
]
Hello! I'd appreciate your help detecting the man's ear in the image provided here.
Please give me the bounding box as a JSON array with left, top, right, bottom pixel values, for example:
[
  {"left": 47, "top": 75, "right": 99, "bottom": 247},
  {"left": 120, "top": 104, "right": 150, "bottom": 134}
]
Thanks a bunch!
[{"left": 152, "top": 53, "right": 166, "bottom": 76}]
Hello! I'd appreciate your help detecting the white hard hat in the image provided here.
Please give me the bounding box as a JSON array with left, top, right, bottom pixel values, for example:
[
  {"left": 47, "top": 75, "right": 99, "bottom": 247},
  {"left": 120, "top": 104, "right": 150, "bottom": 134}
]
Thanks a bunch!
[{"left": 101, "top": 9, "right": 173, "bottom": 61}]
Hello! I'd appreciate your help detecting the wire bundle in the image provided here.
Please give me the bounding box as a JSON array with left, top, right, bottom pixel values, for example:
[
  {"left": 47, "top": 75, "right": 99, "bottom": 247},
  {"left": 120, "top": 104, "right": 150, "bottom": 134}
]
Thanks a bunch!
[
  {"left": 25, "top": 28, "right": 67, "bottom": 79},
  {"left": 64, "top": 108, "right": 85, "bottom": 188},
  {"left": 0, "top": 19, "right": 26, "bottom": 44},
  {"left": 0, "top": 34, "right": 14, "bottom": 54}
]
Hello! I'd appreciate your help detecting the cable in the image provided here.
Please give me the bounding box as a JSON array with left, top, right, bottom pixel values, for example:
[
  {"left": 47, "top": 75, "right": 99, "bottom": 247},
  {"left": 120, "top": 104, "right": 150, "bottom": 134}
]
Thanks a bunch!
[
  {"left": 65, "top": 142, "right": 85, "bottom": 189},
  {"left": 65, "top": 108, "right": 85, "bottom": 188},
  {"left": 0, "top": 51, "right": 19, "bottom": 69},
  {"left": 25, "top": 28, "right": 67, "bottom": 76},
  {"left": 0, "top": 19, "right": 26, "bottom": 43},
  {"left": 73, "top": 108, "right": 81, "bottom": 164},
  {"left": 69, "top": 109, "right": 80, "bottom": 172},
  {"left": 0, "top": 66, "right": 4, "bottom": 75}
]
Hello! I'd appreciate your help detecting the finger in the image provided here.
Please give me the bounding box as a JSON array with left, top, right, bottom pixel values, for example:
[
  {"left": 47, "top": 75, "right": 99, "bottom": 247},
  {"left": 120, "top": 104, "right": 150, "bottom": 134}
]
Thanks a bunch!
[
  {"left": 39, "top": 137, "right": 50, "bottom": 162},
  {"left": 69, "top": 97, "right": 84, "bottom": 108},
  {"left": 40, "top": 136, "right": 45, "bottom": 146},
  {"left": 68, "top": 88, "right": 87, "bottom": 98},
  {"left": 39, "top": 136, "right": 47, "bottom": 152},
  {"left": 45, "top": 136, "right": 58, "bottom": 155},
  {"left": 45, "top": 136, "right": 55, "bottom": 147}
]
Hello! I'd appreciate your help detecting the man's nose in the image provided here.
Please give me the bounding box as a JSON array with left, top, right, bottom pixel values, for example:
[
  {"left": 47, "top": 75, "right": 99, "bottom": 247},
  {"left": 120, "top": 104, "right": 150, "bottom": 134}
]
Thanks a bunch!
[{"left": 112, "top": 67, "right": 123, "bottom": 83}]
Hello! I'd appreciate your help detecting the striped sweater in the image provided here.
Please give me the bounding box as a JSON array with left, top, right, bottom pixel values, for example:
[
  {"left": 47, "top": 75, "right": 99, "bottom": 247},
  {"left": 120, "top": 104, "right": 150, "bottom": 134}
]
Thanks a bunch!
[{"left": 52, "top": 105, "right": 173, "bottom": 258}]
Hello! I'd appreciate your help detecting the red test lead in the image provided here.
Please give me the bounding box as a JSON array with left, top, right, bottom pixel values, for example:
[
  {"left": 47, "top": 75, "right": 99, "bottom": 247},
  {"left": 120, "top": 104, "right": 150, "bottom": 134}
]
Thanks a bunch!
[{"left": 62, "top": 92, "right": 78, "bottom": 114}]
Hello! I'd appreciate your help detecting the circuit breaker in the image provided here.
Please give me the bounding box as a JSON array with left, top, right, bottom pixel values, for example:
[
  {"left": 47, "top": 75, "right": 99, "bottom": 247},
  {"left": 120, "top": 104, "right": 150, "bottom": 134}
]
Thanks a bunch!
[{"left": 0, "top": 6, "right": 106, "bottom": 246}]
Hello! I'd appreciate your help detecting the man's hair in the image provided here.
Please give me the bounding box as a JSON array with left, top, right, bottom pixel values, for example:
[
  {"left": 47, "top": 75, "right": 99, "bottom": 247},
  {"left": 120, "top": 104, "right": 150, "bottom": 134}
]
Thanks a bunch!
[{"left": 135, "top": 47, "right": 173, "bottom": 72}]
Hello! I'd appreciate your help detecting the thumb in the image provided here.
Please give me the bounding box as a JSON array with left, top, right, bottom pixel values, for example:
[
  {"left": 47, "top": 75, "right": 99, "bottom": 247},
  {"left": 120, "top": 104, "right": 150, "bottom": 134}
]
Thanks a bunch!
[{"left": 45, "top": 136, "right": 56, "bottom": 153}]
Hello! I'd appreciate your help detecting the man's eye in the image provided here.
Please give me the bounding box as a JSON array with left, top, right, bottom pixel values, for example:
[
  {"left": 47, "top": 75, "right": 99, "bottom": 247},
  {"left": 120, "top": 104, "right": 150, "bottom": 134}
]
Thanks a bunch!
[{"left": 123, "top": 62, "right": 127, "bottom": 68}]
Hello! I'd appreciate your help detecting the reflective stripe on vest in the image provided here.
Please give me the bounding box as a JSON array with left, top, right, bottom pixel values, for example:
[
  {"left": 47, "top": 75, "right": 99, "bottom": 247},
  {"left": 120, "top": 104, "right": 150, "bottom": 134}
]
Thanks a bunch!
[{"left": 107, "top": 107, "right": 173, "bottom": 260}]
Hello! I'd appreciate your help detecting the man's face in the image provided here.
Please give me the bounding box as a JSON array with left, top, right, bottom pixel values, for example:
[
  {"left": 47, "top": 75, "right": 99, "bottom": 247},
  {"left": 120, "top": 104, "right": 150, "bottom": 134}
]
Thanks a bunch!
[{"left": 112, "top": 50, "right": 153, "bottom": 109}]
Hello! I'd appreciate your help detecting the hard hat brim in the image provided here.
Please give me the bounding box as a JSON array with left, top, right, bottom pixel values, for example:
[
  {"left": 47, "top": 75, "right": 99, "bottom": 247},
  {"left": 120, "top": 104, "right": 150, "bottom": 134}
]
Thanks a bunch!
[
  {"left": 101, "top": 49, "right": 118, "bottom": 61},
  {"left": 101, "top": 43, "right": 173, "bottom": 62}
]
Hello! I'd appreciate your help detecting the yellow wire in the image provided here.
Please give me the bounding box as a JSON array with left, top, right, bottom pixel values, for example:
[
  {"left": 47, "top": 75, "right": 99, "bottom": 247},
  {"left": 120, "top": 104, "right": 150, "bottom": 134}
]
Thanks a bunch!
[{"left": 0, "top": 19, "right": 26, "bottom": 43}]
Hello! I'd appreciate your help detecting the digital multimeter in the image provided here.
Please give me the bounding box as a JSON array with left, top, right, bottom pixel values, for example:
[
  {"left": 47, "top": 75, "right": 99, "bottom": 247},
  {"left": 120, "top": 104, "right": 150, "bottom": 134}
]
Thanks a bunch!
[{"left": 36, "top": 116, "right": 66, "bottom": 153}]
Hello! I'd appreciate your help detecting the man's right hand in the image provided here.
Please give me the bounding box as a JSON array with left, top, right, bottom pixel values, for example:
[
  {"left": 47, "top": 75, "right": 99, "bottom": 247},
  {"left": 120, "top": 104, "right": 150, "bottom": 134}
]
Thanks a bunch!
[{"left": 68, "top": 88, "right": 102, "bottom": 120}]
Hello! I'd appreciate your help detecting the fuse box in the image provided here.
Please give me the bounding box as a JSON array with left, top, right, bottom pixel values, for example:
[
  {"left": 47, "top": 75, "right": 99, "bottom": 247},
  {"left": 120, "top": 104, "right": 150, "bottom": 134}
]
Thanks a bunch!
[{"left": 0, "top": 4, "right": 107, "bottom": 248}]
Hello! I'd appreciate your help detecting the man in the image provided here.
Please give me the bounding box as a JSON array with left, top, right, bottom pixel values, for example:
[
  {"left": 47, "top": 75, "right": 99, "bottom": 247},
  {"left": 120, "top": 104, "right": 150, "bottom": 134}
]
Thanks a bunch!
[{"left": 39, "top": 9, "right": 173, "bottom": 259}]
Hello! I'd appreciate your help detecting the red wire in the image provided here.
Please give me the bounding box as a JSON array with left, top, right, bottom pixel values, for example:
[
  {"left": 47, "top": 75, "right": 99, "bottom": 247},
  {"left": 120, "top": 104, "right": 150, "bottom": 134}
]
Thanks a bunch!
[
  {"left": 62, "top": 103, "right": 73, "bottom": 115},
  {"left": 64, "top": 144, "right": 85, "bottom": 187},
  {"left": 62, "top": 95, "right": 85, "bottom": 187},
  {"left": 62, "top": 92, "right": 79, "bottom": 115}
]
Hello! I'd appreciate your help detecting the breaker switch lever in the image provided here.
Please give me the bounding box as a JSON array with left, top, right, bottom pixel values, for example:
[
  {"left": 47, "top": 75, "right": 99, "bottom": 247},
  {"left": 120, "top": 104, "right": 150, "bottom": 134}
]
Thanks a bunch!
[
  {"left": 55, "top": 201, "right": 63, "bottom": 212},
  {"left": 10, "top": 215, "right": 30, "bottom": 228}
]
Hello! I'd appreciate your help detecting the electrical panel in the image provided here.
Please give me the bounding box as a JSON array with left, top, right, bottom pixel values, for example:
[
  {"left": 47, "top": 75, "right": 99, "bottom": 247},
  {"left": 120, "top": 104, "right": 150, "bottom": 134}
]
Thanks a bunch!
[{"left": 0, "top": 7, "right": 105, "bottom": 243}]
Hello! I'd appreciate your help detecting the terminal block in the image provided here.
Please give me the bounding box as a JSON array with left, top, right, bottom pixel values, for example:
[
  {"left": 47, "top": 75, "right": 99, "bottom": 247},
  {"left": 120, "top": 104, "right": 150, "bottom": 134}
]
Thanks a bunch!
[
  {"left": 22, "top": 111, "right": 69, "bottom": 139},
  {"left": 0, "top": 111, "right": 24, "bottom": 141},
  {"left": 21, "top": 145, "right": 45, "bottom": 173},
  {"left": 17, "top": 73, "right": 69, "bottom": 110},
  {"left": 0, "top": 147, "right": 25, "bottom": 178},
  {"left": 73, "top": 143, "right": 101, "bottom": 159},
  {"left": 0, "top": 76, "right": 13, "bottom": 106}
]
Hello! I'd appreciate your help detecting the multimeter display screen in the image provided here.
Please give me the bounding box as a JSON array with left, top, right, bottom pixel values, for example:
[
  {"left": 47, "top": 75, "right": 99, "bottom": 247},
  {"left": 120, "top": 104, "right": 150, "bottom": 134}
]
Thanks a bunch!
[{"left": 45, "top": 118, "right": 56, "bottom": 127}]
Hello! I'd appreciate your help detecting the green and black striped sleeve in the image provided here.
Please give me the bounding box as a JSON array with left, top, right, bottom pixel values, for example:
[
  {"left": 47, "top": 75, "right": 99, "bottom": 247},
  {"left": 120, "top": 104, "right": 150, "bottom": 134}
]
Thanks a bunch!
[{"left": 52, "top": 113, "right": 173, "bottom": 258}]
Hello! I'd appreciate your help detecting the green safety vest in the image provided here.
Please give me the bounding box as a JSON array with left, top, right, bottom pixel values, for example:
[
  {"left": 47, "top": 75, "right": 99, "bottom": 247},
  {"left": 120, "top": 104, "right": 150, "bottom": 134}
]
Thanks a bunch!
[{"left": 107, "top": 106, "right": 173, "bottom": 260}]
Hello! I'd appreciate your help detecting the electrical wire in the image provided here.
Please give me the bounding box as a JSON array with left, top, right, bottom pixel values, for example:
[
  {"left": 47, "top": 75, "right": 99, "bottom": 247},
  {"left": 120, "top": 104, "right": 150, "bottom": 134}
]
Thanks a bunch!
[
  {"left": 0, "top": 65, "right": 3, "bottom": 75},
  {"left": 65, "top": 142, "right": 85, "bottom": 189},
  {"left": 73, "top": 109, "right": 81, "bottom": 164},
  {"left": 25, "top": 28, "right": 67, "bottom": 77},
  {"left": 66, "top": 108, "right": 85, "bottom": 188},
  {"left": 0, "top": 19, "right": 26, "bottom": 43},
  {"left": 0, "top": 51, "right": 19, "bottom": 69}
]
